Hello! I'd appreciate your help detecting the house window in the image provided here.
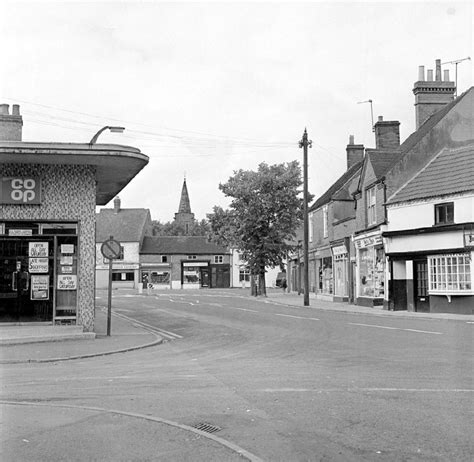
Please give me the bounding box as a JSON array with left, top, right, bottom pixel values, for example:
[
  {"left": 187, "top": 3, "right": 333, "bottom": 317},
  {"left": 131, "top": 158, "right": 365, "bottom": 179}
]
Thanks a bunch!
[
  {"left": 239, "top": 268, "right": 250, "bottom": 282},
  {"left": 434, "top": 202, "right": 454, "bottom": 225},
  {"left": 161, "top": 255, "right": 168, "bottom": 263},
  {"left": 366, "top": 186, "right": 376, "bottom": 225},
  {"left": 323, "top": 206, "right": 328, "bottom": 238},
  {"left": 187, "top": 255, "right": 197, "bottom": 260},
  {"left": 428, "top": 254, "right": 472, "bottom": 293},
  {"left": 214, "top": 255, "right": 223, "bottom": 264},
  {"left": 309, "top": 212, "right": 314, "bottom": 242}
]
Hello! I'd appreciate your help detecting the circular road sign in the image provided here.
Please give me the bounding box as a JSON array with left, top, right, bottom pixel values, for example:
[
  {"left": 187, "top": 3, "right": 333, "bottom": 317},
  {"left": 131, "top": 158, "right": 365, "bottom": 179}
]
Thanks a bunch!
[{"left": 101, "top": 238, "right": 122, "bottom": 260}]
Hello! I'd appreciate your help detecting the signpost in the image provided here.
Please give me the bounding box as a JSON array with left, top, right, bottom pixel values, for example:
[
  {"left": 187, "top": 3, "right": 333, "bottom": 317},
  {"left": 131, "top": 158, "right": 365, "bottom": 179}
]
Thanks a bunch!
[{"left": 100, "top": 236, "right": 122, "bottom": 336}]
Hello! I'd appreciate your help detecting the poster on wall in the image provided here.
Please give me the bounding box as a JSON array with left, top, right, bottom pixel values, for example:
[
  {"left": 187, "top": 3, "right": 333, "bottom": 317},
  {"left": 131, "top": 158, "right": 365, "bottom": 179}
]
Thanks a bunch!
[
  {"left": 29, "top": 242, "right": 49, "bottom": 257},
  {"left": 60, "top": 255, "right": 73, "bottom": 265},
  {"left": 57, "top": 275, "right": 77, "bottom": 290},
  {"left": 31, "top": 275, "right": 49, "bottom": 300},
  {"left": 61, "top": 244, "right": 75, "bottom": 254},
  {"left": 61, "top": 266, "right": 73, "bottom": 274},
  {"left": 29, "top": 257, "right": 49, "bottom": 273}
]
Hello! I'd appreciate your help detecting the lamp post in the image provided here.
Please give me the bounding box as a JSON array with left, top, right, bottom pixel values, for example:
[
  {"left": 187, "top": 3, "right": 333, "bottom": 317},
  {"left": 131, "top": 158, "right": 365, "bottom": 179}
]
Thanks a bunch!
[
  {"left": 299, "top": 128, "right": 312, "bottom": 306},
  {"left": 89, "top": 126, "right": 125, "bottom": 145}
]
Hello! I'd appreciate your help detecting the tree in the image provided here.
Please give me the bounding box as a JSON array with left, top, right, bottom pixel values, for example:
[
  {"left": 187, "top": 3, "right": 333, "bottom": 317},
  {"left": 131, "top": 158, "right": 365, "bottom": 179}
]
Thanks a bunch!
[
  {"left": 152, "top": 219, "right": 210, "bottom": 236},
  {"left": 208, "top": 161, "right": 308, "bottom": 296}
]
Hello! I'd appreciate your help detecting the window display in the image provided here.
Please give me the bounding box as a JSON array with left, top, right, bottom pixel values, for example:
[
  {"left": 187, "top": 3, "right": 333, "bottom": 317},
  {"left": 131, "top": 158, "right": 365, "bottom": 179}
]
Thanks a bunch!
[{"left": 358, "top": 246, "right": 385, "bottom": 298}]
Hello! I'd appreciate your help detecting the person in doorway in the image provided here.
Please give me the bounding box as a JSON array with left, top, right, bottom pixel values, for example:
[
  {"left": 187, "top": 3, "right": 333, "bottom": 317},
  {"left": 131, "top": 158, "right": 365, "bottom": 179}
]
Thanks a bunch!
[{"left": 282, "top": 278, "right": 287, "bottom": 292}]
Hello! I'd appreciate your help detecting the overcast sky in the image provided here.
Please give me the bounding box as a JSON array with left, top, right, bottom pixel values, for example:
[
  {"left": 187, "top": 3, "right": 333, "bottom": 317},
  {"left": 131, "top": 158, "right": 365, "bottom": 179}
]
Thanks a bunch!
[{"left": 1, "top": 1, "right": 472, "bottom": 222}]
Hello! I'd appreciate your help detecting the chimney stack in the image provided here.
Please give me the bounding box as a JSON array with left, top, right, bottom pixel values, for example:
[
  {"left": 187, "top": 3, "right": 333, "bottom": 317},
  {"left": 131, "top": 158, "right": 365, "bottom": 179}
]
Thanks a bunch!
[
  {"left": 346, "top": 135, "right": 364, "bottom": 170},
  {"left": 113, "top": 196, "right": 121, "bottom": 214},
  {"left": 374, "top": 116, "right": 400, "bottom": 149},
  {"left": 0, "top": 103, "right": 23, "bottom": 141},
  {"left": 413, "top": 59, "right": 456, "bottom": 129}
]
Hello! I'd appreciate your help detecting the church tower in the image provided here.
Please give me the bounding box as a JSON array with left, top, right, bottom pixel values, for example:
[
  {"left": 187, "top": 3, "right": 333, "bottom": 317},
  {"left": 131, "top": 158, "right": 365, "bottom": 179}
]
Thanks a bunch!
[{"left": 174, "top": 177, "right": 195, "bottom": 234}]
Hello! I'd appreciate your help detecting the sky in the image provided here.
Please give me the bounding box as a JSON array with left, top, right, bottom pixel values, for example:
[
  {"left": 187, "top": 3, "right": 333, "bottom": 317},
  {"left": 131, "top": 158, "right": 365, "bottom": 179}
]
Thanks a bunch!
[{"left": 1, "top": 1, "right": 472, "bottom": 222}]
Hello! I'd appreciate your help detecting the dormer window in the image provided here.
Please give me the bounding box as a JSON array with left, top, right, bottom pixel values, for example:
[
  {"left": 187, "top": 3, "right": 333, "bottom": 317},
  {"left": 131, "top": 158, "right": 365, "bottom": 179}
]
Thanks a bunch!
[
  {"left": 366, "top": 186, "right": 376, "bottom": 225},
  {"left": 434, "top": 202, "right": 454, "bottom": 225}
]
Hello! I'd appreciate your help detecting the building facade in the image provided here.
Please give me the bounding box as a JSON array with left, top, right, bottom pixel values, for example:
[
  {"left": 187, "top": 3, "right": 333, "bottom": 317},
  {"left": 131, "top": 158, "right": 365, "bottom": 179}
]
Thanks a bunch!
[{"left": 0, "top": 104, "right": 148, "bottom": 330}]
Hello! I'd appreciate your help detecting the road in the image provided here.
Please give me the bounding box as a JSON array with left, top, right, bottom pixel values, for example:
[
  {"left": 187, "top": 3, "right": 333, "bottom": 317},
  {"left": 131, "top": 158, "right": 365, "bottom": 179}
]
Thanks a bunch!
[{"left": 2, "top": 289, "right": 473, "bottom": 461}]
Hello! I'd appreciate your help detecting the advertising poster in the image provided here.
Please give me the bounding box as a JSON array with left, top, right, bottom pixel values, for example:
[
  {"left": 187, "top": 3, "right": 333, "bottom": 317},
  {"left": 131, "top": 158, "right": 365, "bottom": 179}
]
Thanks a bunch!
[
  {"left": 29, "top": 257, "right": 49, "bottom": 273},
  {"left": 60, "top": 255, "right": 73, "bottom": 265},
  {"left": 29, "top": 242, "right": 49, "bottom": 257},
  {"left": 57, "top": 275, "right": 77, "bottom": 290},
  {"left": 61, "top": 244, "right": 74, "bottom": 254},
  {"left": 31, "top": 275, "right": 49, "bottom": 300}
]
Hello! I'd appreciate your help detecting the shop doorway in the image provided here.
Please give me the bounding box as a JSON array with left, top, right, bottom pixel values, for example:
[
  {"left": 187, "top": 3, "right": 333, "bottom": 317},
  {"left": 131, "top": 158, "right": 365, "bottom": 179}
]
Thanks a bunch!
[
  {"left": 414, "top": 259, "right": 430, "bottom": 312},
  {"left": 201, "top": 268, "right": 210, "bottom": 287},
  {"left": 0, "top": 237, "right": 54, "bottom": 322}
]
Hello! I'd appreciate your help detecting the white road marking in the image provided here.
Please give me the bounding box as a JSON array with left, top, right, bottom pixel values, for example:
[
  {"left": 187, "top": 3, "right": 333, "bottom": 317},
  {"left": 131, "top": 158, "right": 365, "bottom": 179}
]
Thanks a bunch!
[
  {"left": 349, "top": 322, "right": 442, "bottom": 335},
  {"left": 259, "top": 388, "right": 473, "bottom": 393},
  {"left": 275, "top": 313, "right": 319, "bottom": 321}
]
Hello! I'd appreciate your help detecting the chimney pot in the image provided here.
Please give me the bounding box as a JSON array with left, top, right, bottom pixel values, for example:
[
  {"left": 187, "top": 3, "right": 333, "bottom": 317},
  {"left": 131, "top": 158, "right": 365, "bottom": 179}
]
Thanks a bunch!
[
  {"left": 113, "top": 196, "right": 121, "bottom": 213},
  {"left": 427, "top": 69, "right": 434, "bottom": 81},
  {"left": 0, "top": 104, "right": 9, "bottom": 115},
  {"left": 418, "top": 65, "right": 425, "bottom": 81},
  {"left": 435, "top": 59, "right": 442, "bottom": 81},
  {"left": 12, "top": 104, "right": 20, "bottom": 116},
  {"left": 377, "top": 116, "right": 383, "bottom": 122},
  {"left": 349, "top": 135, "right": 354, "bottom": 145},
  {"left": 443, "top": 69, "right": 450, "bottom": 81}
]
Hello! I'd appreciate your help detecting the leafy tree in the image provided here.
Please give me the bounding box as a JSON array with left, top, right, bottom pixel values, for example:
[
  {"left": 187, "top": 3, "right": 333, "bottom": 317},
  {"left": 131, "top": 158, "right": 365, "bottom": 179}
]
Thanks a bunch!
[
  {"left": 152, "top": 219, "right": 210, "bottom": 236},
  {"left": 209, "top": 161, "right": 308, "bottom": 296}
]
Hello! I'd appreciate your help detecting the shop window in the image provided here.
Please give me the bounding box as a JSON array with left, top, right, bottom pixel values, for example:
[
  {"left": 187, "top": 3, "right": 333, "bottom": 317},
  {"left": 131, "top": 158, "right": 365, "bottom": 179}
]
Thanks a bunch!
[
  {"left": 112, "top": 272, "right": 134, "bottom": 281},
  {"left": 366, "top": 186, "right": 376, "bottom": 225},
  {"left": 434, "top": 202, "right": 454, "bottom": 225},
  {"left": 161, "top": 255, "right": 168, "bottom": 263},
  {"left": 358, "top": 246, "right": 385, "bottom": 298},
  {"left": 214, "top": 255, "right": 223, "bottom": 264},
  {"left": 321, "top": 256, "right": 333, "bottom": 294},
  {"left": 323, "top": 206, "right": 328, "bottom": 238},
  {"left": 183, "top": 266, "right": 200, "bottom": 284},
  {"left": 428, "top": 254, "right": 472, "bottom": 293}
]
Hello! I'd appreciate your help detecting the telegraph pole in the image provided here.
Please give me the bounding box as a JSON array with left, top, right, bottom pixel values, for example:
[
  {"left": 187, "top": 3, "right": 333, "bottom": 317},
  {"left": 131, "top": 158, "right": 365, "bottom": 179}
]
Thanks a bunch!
[{"left": 299, "top": 128, "right": 312, "bottom": 306}]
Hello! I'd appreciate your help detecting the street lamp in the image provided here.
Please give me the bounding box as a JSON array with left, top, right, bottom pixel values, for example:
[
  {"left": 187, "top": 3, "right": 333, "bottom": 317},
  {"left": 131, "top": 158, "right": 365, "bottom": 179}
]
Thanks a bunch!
[{"left": 89, "top": 126, "right": 125, "bottom": 145}]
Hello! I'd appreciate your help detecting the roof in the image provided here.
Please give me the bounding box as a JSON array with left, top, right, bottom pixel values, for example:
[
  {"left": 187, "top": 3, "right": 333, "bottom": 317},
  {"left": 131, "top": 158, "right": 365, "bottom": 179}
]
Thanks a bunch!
[
  {"left": 310, "top": 160, "right": 363, "bottom": 211},
  {"left": 366, "top": 150, "right": 402, "bottom": 179},
  {"left": 96, "top": 208, "right": 151, "bottom": 242},
  {"left": 0, "top": 142, "right": 148, "bottom": 205},
  {"left": 387, "top": 146, "right": 474, "bottom": 204},
  {"left": 141, "top": 236, "right": 229, "bottom": 255}
]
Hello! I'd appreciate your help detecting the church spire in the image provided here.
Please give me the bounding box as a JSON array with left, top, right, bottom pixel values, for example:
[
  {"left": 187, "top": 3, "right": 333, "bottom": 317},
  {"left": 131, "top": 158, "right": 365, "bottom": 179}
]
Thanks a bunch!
[
  {"left": 174, "top": 177, "right": 195, "bottom": 233},
  {"left": 178, "top": 178, "right": 192, "bottom": 214}
]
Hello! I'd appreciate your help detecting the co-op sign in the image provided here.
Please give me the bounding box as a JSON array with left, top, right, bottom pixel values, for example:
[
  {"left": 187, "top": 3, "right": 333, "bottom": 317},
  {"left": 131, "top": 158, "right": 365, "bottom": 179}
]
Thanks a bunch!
[{"left": 0, "top": 177, "right": 42, "bottom": 204}]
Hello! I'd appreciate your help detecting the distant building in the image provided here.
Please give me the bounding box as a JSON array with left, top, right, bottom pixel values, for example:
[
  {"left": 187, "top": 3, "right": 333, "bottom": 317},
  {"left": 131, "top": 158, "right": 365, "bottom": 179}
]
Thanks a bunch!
[{"left": 95, "top": 197, "right": 152, "bottom": 289}]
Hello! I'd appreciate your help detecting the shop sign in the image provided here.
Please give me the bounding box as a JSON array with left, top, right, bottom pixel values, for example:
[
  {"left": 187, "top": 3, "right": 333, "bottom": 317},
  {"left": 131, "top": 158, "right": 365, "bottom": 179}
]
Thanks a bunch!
[
  {"left": 29, "top": 257, "right": 49, "bottom": 273},
  {"left": 29, "top": 242, "right": 49, "bottom": 257},
  {"left": 1, "top": 177, "right": 41, "bottom": 204},
  {"left": 9, "top": 229, "right": 32, "bottom": 236},
  {"left": 332, "top": 245, "right": 347, "bottom": 256},
  {"left": 31, "top": 275, "right": 49, "bottom": 300},
  {"left": 183, "top": 262, "right": 208, "bottom": 267},
  {"left": 355, "top": 235, "right": 382, "bottom": 249},
  {"left": 57, "top": 275, "right": 77, "bottom": 290}
]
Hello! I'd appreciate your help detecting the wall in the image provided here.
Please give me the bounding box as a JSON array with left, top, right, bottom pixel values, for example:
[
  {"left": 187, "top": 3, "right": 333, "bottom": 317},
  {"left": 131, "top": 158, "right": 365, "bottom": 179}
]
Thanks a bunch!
[
  {"left": 387, "top": 194, "right": 474, "bottom": 231},
  {"left": 0, "top": 164, "right": 96, "bottom": 331}
]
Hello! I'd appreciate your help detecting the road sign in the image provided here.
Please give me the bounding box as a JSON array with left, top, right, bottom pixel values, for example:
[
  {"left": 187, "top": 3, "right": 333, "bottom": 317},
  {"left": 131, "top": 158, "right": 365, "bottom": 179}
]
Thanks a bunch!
[{"left": 101, "top": 238, "right": 122, "bottom": 260}]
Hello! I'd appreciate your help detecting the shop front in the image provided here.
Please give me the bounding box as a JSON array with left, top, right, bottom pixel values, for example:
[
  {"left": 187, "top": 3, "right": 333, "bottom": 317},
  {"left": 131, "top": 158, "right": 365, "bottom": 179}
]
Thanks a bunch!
[
  {"left": 354, "top": 232, "right": 385, "bottom": 306},
  {"left": 141, "top": 263, "right": 171, "bottom": 290}
]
